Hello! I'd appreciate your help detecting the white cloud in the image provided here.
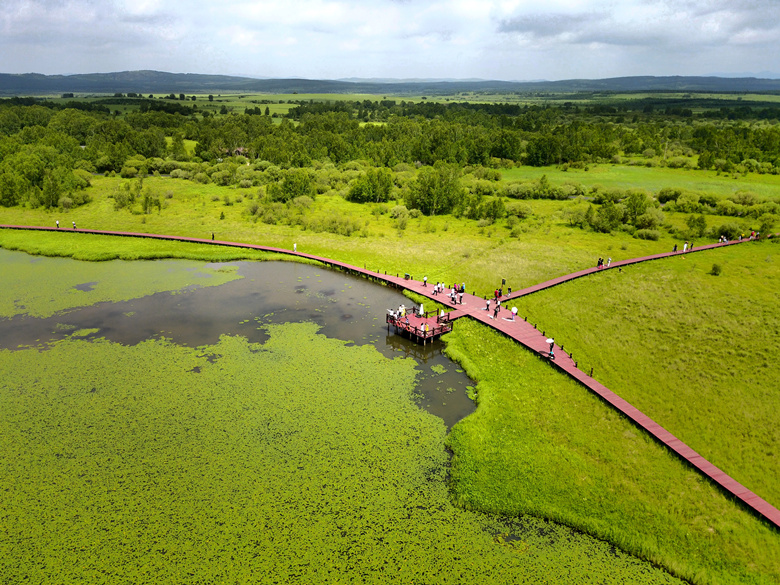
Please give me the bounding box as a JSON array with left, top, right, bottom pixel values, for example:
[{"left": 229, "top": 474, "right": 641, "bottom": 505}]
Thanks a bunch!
[{"left": 0, "top": 0, "right": 778, "bottom": 79}]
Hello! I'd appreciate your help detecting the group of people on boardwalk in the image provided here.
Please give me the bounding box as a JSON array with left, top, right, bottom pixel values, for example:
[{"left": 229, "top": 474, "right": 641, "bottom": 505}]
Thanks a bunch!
[
  {"left": 596, "top": 257, "right": 611, "bottom": 269},
  {"left": 485, "top": 286, "right": 515, "bottom": 320},
  {"left": 430, "top": 281, "right": 465, "bottom": 305}
]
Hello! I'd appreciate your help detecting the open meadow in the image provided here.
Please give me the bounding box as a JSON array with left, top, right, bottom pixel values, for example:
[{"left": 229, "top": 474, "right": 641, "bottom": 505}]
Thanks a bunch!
[
  {"left": 2, "top": 158, "right": 780, "bottom": 583},
  {"left": 3, "top": 87, "right": 780, "bottom": 582},
  {"left": 511, "top": 240, "right": 780, "bottom": 509}
]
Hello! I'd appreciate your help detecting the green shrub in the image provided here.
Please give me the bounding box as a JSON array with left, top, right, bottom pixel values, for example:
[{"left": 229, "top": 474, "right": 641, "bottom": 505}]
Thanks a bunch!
[
  {"left": 170, "top": 169, "right": 191, "bottom": 180},
  {"left": 390, "top": 205, "right": 409, "bottom": 220},
  {"left": 635, "top": 229, "right": 660, "bottom": 241},
  {"left": 716, "top": 222, "right": 741, "bottom": 240}
]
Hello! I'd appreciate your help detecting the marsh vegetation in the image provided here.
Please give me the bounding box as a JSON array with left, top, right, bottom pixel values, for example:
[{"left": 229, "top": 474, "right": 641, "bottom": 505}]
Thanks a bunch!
[
  {"left": 1, "top": 252, "right": 682, "bottom": 584},
  {"left": 2, "top": 90, "right": 780, "bottom": 583}
]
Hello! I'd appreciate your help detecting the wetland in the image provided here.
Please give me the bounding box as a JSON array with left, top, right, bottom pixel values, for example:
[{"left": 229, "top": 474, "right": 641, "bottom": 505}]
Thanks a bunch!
[{"left": 0, "top": 250, "right": 683, "bottom": 584}]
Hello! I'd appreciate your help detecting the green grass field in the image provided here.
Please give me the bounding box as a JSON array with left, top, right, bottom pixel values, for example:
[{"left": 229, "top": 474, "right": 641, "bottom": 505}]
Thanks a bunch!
[
  {"left": 2, "top": 163, "right": 779, "bottom": 583},
  {"left": 501, "top": 163, "right": 780, "bottom": 200},
  {"left": 3, "top": 172, "right": 756, "bottom": 296},
  {"left": 511, "top": 241, "right": 780, "bottom": 507},
  {"left": 444, "top": 319, "right": 780, "bottom": 585}
]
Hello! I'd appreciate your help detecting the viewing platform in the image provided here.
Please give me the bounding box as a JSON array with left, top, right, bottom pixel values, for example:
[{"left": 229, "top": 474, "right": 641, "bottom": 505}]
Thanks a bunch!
[{"left": 386, "top": 308, "right": 453, "bottom": 345}]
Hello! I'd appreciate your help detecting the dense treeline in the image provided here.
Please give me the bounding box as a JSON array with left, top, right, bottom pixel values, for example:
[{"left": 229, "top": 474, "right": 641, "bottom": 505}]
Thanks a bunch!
[{"left": 0, "top": 98, "right": 779, "bottom": 240}]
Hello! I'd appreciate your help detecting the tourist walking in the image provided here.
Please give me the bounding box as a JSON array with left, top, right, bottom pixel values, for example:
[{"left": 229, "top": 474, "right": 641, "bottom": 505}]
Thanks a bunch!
[
  {"left": 56, "top": 220, "right": 59, "bottom": 229},
  {"left": 72, "top": 221, "right": 76, "bottom": 229},
  {"left": 423, "top": 276, "right": 427, "bottom": 287}
]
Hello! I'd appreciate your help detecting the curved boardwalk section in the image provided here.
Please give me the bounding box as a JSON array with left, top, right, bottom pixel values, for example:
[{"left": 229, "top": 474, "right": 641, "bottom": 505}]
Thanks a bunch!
[{"left": 3, "top": 224, "right": 779, "bottom": 530}]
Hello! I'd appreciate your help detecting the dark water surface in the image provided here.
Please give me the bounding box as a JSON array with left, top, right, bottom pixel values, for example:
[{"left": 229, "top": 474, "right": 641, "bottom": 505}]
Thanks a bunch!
[{"left": 1, "top": 258, "right": 475, "bottom": 427}]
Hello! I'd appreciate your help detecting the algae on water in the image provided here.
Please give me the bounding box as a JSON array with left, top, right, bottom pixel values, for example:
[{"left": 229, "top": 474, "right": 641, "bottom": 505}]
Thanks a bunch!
[
  {"left": 0, "top": 248, "right": 243, "bottom": 319},
  {"left": 0, "top": 323, "right": 682, "bottom": 584}
]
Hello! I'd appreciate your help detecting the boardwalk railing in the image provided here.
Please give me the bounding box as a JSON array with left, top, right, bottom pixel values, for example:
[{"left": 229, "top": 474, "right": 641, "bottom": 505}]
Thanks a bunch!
[{"left": 386, "top": 314, "right": 452, "bottom": 340}]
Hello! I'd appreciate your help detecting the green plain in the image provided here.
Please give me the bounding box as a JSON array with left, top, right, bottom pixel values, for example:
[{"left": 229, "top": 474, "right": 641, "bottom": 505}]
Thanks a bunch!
[
  {"left": 501, "top": 164, "right": 780, "bottom": 200},
  {"left": 1, "top": 158, "right": 779, "bottom": 583},
  {"left": 511, "top": 240, "right": 780, "bottom": 509}
]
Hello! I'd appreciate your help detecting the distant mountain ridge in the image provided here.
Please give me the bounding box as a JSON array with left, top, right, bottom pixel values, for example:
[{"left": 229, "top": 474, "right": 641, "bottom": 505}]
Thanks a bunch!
[{"left": 2, "top": 70, "right": 780, "bottom": 95}]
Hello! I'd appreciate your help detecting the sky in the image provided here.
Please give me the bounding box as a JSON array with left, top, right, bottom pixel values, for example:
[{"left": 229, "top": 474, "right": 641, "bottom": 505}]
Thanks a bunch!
[{"left": 2, "top": 0, "right": 779, "bottom": 81}]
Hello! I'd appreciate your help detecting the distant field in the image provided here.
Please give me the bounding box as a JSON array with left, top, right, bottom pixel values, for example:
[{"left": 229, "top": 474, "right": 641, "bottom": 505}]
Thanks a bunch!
[
  {"left": 31, "top": 90, "right": 780, "bottom": 117},
  {"left": 502, "top": 164, "right": 780, "bottom": 200}
]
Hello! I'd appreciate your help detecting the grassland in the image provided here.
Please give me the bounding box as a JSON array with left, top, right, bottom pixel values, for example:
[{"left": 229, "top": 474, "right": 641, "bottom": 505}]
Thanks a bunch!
[
  {"left": 1, "top": 162, "right": 779, "bottom": 583},
  {"left": 2, "top": 172, "right": 762, "bottom": 296},
  {"left": 501, "top": 163, "right": 780, "bottom": 201},
  {"left": 511, "top": 240, "right": 780, "bottom": 507},
  {"left": 444, "top": 319, "right": 780, "bottom": 585}
]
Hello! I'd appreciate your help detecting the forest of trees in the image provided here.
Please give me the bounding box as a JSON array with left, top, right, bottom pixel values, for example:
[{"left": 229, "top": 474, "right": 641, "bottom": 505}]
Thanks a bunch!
[{"left": 1, "top": 96, "right": 779, "bottom": 238}]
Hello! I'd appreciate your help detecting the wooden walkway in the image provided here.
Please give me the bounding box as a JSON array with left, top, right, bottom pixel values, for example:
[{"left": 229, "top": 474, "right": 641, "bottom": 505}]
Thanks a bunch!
[
  {"left": 2, "top": 224, "right": 778, "bottom": 529},
  {"left": 386, "top": 309, "right": 453, "bottom": 344}
]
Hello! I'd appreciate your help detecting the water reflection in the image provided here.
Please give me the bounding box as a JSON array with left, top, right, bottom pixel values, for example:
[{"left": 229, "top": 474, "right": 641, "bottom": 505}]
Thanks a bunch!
[{"left": 1, "top": 258, "right": 475, "bottom": 428}]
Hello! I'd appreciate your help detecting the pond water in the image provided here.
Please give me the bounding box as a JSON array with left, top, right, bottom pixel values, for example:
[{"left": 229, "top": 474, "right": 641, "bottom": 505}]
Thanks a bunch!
[
  {"left": 0, "top": 255, "right": 475, "bottom": 427},
  {"left": 0, "top": 250, "right": 682, "bottom": 584}
]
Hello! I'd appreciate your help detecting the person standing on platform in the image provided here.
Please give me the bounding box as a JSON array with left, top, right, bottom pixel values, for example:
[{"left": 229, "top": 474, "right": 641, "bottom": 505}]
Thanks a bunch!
[
  {"left": 423, "top": 276, "right": 427, "bottom": 287},
  {"left": 72, "top": 221, "right": 76, "bottom": 229},
  {"left": 294, "top": 243, "right": 297, "bottom": 252},
  {"left": 56, "top": 220, "right": 59, "bottom": 229}
]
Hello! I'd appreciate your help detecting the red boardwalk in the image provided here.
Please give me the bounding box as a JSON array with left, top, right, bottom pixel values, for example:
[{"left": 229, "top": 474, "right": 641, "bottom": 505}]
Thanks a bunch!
[
  {"left": 2, "top": 224, "right": 778, "bottom": 530},
  {"left": 386, "top": 307, "right": 453, "bottom": 344}
]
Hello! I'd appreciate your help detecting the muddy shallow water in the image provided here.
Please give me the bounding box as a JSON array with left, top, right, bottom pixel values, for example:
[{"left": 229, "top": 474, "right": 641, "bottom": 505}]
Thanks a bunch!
[{"left": 1, "top": 256, "right": 475, "bottom": 427}]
